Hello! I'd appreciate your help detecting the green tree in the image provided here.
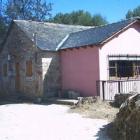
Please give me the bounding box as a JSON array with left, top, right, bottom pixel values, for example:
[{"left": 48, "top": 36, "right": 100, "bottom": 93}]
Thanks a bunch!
[
  {"left": 133, "top": 6, "right": 140, "bottom": 17},
  {"left": 52, "top": 13, "right": 73, "bottom": 24},
  {"left": 5, "top": 0, "right": 52, "bottom": 22},
  {"left": 126, "top": 10, "right": 133, "bottom": 19},
  {"left": 0, "top": 0, "right": 6, "bottom": 42},
  {"left": 126, "top": 6, "right": 140, "bottom": 19},
  {"left": 0, "top": 19, "right": 5, "bottom": 40},
  {"left": 30, "top": 0, "right": 52, "bottom": 21},
  {"left": 92, "top": 14, "right": 108, "bottom": 26},
  {"left": 51, "top": 10, "right": 108, "bottom": 26},
  {"left": 0, "top": 17, "right": 6, "bottom": 35},
  {"left": 69, "top": 10, "right": 93, "bottom": 25}
]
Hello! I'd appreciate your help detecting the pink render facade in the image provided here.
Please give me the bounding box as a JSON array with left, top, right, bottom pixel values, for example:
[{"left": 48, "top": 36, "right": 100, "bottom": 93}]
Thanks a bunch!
[
  {"left": 60, "top": 47, "right": 99, "bottom": 96},
  {"left": 60, "top": 23, "right": 140, "bottom": 97},
  {"left": 99, "top": 23, "right": 140, "bottom": 81}
]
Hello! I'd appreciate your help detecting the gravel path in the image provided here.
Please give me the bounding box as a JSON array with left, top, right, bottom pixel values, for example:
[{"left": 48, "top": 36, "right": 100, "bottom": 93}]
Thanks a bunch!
[{"left": 0, "top": 104, "right": 110, "bottom": 140}]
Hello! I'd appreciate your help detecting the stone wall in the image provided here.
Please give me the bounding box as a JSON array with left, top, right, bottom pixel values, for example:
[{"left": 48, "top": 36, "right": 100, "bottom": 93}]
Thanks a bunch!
[
  {"left": 39, "top": 51, "right": 61, "bottom": 98},
  {"left": 0, "top": 23, "right": 61, "bottom": 100},
  {"left": 0, "top": 23, "right": 38, "bottom": 99}
]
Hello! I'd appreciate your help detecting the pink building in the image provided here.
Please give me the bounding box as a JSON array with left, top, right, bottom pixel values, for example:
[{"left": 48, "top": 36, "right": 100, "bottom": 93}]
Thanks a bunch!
[
  {"left": 60, "top": 18, "right": 140, "bottom": 99},
  {"left": 60, "top": 47, "right": 99, "bottom": 97}
]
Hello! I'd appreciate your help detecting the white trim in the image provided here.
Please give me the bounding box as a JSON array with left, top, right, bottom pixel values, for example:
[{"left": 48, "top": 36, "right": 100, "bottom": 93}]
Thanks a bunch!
[
  {"left": 109, "top": 55, "right": 140, "bottom": 61},
  {"left": 55, "top": 34, "right": 69, "bottom": 51},
  {"left": 25, "top": 76, "right": 34, "bottom": 81},
  {"left": 101, "top": 20, "right": 137, "bottom": 45}
]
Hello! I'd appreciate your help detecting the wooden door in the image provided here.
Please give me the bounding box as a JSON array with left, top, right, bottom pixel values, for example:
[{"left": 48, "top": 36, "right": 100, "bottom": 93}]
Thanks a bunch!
[{"left": 15, "top": 63, "right": 20, "bottom": 91}]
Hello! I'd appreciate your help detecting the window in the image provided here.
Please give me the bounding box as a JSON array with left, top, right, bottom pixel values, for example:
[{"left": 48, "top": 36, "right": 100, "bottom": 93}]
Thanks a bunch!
[
  {"left": 133, "top": 61, "right": 140, "bottom": 76},
  {"left": 117, "top": 61, "right": 133, "bottom": 77},
  {"left": 109, "top": 61, "right": 117, "bottom": 77},
  {"left": 109, "top": 60, "right": 140, "bottom": 78},
  {"left": 3, "top": 64, "right": 7, "bottom": 77},
  {"left": 26, "top": 60, "right": 33, "bottom": 77}
]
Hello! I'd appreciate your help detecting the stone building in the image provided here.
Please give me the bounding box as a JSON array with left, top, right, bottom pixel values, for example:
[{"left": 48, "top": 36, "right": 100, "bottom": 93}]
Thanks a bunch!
[{"left": 0, "top": 20, "right": 89, "bottom": 99}]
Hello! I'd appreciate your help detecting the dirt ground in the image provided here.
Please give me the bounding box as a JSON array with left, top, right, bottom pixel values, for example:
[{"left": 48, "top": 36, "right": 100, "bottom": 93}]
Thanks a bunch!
[
  {"left": 70, "top": 101, "right": 119, "bottom": 122},
  {"left": 0, "top": 103, "right": 111, "bottom": 140}
]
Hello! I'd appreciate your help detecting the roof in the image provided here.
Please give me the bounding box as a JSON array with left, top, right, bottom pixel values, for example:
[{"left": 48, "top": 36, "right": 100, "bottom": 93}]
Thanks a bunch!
[
  {"left": 14, "top": 20, "right": 92, "bottom": 51},
  {"left": 60, "top": 18, "right": 140, "bottom": 50},
  {"left": 3, "top": 18, "right": 140, "bottom": 52}
]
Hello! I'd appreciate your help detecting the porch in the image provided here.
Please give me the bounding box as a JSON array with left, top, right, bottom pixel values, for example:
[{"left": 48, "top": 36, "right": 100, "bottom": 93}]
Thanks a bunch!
[{"left": 97, "top": 79, "right": 140, "bottom": 100}]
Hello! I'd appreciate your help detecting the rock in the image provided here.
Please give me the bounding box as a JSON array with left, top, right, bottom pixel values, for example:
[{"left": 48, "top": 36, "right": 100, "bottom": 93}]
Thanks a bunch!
[
  {"left": 114, "top": 93, "right": 132, "bottom": 107},
  {"left": 68, "top": 90, "right": 80, "bottom": 99},
  {"left": 34, "top": 97, "right": 42, "bottom": 103},
  {"left": 76, "top": 96, "right": 99, "bottom": 107},
  {"left": 114, "top": 93, "right": 140, "bottom": 140}
]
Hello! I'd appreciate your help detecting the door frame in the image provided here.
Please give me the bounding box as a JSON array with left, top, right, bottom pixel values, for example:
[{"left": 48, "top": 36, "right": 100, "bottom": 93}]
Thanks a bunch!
[{"left": 15, "top": 62, "right": 20, "bottom": 91}]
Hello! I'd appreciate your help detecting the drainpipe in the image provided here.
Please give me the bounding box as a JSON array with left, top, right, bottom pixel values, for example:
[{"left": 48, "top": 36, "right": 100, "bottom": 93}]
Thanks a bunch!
[{"left": 33, "top": 32, "right": 38, "bottom": 63}]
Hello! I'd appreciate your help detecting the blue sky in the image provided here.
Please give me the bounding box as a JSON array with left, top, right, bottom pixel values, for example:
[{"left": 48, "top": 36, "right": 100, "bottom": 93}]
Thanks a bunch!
[{"left": 48, "top": 0, "right": 140, "bottom": 23}]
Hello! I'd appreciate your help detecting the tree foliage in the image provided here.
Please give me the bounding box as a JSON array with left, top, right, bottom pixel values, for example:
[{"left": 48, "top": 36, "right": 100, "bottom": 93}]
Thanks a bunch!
[
  {"left": 51, "top": 10, "right": 108, "bottom": 26},
  {"left": 5, "top": 0, "right": 52, "bottom": 22},
  {"left": 0, "top": 16, "right": 6, "bottom": 42},
  {"left": 0, "top": 0, "right": 6, "bottom": 41},
  {"left": 126, "top": 6, "right": 140, "bottom": 19},
  {"left": 31, "top": 0, "right": 52, "bottom": 21},
  {"left": 92, "top": 14, "right": 108, "bottom": 26}
]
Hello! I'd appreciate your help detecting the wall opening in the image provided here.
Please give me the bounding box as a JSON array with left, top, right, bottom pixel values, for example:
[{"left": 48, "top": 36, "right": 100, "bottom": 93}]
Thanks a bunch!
[{"left": 108, "top": 55, "right": 140, "bottom": 79}]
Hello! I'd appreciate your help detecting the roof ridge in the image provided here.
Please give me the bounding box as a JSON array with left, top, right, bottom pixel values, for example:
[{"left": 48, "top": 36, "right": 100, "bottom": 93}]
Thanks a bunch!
[
  {"left": 67, "top": 18, "right": 139, "bottom": 36},
  {"left": 14, "top": 20, "right": 93, "bottom": 29}
]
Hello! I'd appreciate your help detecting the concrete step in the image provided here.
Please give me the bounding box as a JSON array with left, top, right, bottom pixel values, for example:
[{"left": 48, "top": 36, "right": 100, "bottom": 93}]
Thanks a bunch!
[{"left": 43, "top": 98, "right": 78, "bottom": 105}]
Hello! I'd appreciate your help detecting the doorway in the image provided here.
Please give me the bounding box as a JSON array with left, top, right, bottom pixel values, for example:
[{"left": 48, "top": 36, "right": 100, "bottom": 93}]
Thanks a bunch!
[{"left": 15, "top": 63, "right": 20, "bottom": 91}]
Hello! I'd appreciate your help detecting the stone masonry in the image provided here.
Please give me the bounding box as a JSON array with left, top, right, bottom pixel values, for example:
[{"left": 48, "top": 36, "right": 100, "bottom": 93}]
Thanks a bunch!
[{"left": 0, "top": 23, "right": 61, "bottom": 99}]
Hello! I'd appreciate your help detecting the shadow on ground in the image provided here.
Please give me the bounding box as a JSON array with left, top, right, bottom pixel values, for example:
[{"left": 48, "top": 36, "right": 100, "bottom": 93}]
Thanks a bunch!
[
  {"left": 95, "top": 123, "right": 114, "bottom": 140},
  {"left": 95, "top": 122, "right": 121, "bottom": 140},
  {"left": 0, "top": 98, "right": 52, "bottom": 106}
]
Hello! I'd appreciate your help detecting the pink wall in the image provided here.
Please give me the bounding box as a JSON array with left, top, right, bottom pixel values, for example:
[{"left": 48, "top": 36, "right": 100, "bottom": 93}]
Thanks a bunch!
[
  {"left": 99, "top": 22, "right": 140, "bottom": 80},
  {"left": 60, "top": 47, "right": 99, "bottom": 96}
]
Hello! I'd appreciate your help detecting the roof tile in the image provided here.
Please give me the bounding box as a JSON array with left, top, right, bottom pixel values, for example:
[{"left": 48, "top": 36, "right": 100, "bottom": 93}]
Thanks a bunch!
[
  {"left": 60, "top": 18, "right": 139, "bottom": 49},
  {"left": 14, "top": 20, "right": 91, "bottom": 51}
]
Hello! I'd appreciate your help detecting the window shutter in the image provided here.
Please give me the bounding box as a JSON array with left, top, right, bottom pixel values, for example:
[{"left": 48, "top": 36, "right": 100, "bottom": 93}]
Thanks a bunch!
[
  {"left": 26, "top": 60, "right": 33, "bottom": 77},
  {"left": 3, "top": 64, "right": 7, "bottom": 77}
]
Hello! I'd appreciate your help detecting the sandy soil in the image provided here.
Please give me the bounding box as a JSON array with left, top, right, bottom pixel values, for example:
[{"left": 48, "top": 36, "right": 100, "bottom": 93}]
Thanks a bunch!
[
  {"left": 70, "top": 101, "right": 119, "bottom": 121},
  {"left": 0, "top": 103, "right": 110, "bottom": 140}
]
